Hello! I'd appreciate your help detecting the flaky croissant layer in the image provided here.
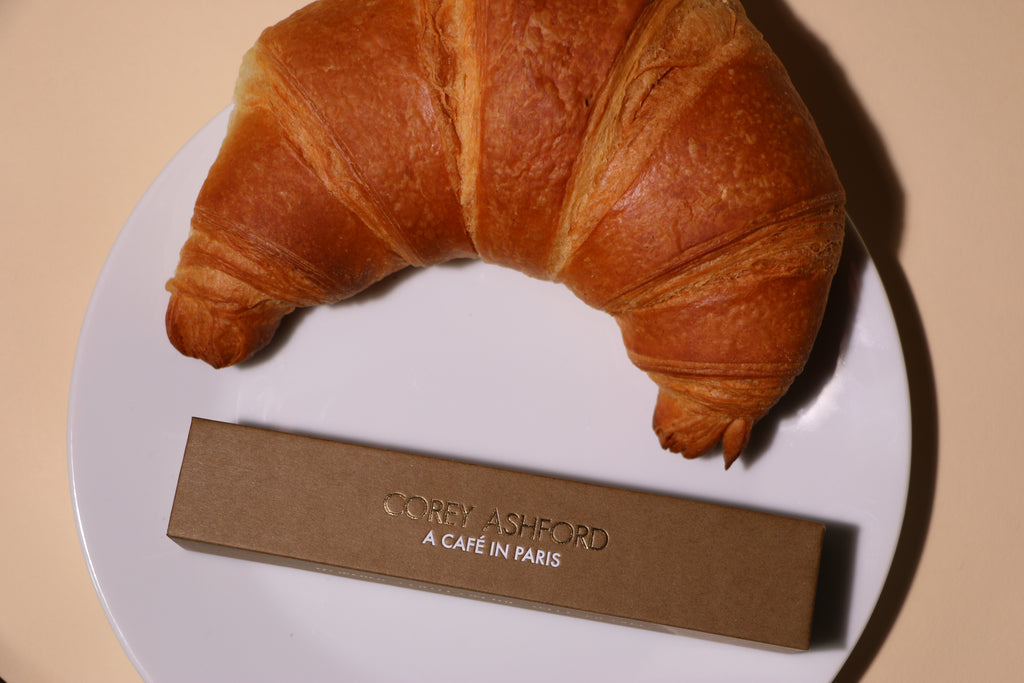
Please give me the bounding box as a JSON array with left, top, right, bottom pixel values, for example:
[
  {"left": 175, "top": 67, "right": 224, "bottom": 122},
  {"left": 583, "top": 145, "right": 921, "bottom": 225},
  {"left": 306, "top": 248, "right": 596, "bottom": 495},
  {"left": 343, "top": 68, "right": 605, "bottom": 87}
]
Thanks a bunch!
[{"left": 165, "top": 0, "right": 845, "bottom": 468}]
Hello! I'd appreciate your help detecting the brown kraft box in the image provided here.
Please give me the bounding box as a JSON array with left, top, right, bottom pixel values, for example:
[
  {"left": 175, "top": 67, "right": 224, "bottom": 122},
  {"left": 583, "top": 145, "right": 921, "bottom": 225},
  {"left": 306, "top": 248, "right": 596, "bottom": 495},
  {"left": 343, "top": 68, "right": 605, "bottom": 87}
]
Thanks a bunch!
[{"left": 167, "top": 418, "right": 825, "bottom": 650}]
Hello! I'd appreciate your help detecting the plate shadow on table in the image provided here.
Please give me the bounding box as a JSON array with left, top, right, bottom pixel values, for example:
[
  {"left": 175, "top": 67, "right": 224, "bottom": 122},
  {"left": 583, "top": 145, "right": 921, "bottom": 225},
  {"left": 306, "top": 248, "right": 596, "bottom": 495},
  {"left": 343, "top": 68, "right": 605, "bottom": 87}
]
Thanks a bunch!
[{"left": 747, "top": 2, "right": 938, "bottom": 680}]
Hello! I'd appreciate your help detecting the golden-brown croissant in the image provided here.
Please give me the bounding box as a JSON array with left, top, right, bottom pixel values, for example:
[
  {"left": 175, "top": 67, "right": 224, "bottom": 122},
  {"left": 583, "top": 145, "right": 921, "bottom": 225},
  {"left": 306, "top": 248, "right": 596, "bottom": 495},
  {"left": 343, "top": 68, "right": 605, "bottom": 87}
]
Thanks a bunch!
[{"left": 165, "top": 0, "right": 845, "bottom": 468}]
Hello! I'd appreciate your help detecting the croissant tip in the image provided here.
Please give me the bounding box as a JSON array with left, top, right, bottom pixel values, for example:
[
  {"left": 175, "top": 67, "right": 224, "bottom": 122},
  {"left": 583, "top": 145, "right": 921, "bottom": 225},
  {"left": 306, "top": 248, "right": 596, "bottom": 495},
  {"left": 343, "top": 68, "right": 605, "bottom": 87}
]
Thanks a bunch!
[
  {"left": 722, "top": 450, "right": 739, "bottom": 470},
  {"left": 721, "top": 418, "right": 752, "bottom": 470},
  {"left": 654, "top": 405, "right": 754, "bottom": 469},
  {"left": 165, "top": 290, "right": 291, "bottom": 369}
]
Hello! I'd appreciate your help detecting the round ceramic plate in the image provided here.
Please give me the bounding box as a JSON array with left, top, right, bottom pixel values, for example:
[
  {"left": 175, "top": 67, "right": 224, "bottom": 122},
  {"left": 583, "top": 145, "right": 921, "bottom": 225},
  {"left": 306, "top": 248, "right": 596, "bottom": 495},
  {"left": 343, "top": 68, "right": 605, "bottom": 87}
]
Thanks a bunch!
[{"left": 70, "top": 108, "right": 910, "bottom": 682}]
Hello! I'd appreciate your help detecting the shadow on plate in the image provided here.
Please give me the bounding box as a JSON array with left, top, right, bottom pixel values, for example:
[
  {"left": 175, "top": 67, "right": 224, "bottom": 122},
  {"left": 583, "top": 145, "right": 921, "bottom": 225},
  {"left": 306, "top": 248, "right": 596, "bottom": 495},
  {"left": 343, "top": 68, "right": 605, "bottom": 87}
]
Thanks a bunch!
[
  {"left": 240, "top": 258, "right": 476, "bottom": 370},
  {"left": 739, "top": 217, "right": 866, "bottom": 468}
]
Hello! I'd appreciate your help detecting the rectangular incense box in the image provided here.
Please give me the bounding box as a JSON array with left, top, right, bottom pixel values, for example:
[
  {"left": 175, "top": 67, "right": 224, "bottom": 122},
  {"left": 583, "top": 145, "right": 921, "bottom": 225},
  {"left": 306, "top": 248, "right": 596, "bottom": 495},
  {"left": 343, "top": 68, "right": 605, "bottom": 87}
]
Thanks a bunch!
[{"left": 167, "top": 418, "right": 825, "bottom": 649}]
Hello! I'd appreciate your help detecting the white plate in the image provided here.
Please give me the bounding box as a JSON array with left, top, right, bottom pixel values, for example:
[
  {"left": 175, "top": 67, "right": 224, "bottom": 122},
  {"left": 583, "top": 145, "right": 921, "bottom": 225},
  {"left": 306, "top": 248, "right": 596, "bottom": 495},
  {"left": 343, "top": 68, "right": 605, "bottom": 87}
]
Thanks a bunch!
[{"left": 70, "top": 108, "right": 910, "bottom": 683}]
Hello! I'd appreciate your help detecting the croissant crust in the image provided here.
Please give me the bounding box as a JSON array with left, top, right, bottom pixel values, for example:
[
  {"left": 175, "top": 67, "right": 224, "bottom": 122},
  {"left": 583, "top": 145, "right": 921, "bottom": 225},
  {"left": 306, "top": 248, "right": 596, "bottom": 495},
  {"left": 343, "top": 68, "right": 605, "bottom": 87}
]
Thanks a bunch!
[{"left": 166, "top": 0, "right": 845, "bottom": 467}]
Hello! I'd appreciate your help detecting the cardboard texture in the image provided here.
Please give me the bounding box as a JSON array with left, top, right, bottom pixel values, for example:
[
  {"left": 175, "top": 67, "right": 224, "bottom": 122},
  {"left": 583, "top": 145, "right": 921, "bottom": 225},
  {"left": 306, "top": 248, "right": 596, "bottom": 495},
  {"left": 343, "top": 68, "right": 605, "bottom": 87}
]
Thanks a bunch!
[{"left": 167, "top": 418, "right": 825, "bottom": 649}]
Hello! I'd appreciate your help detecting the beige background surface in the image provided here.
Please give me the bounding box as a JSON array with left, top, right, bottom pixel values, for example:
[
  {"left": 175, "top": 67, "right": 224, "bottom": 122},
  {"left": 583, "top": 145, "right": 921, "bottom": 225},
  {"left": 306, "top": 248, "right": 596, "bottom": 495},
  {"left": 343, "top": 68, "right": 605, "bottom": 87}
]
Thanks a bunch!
[{"left": 2, "top": 1, "right": 1021, "bottom": 681}]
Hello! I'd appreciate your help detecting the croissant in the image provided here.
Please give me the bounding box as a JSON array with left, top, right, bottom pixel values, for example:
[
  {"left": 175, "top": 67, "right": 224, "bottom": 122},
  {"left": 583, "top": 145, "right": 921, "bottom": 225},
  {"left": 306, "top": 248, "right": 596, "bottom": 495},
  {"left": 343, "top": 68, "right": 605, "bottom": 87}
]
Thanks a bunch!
[{"left": 165, "top": 0, "right": 845, "bottom": 468}]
